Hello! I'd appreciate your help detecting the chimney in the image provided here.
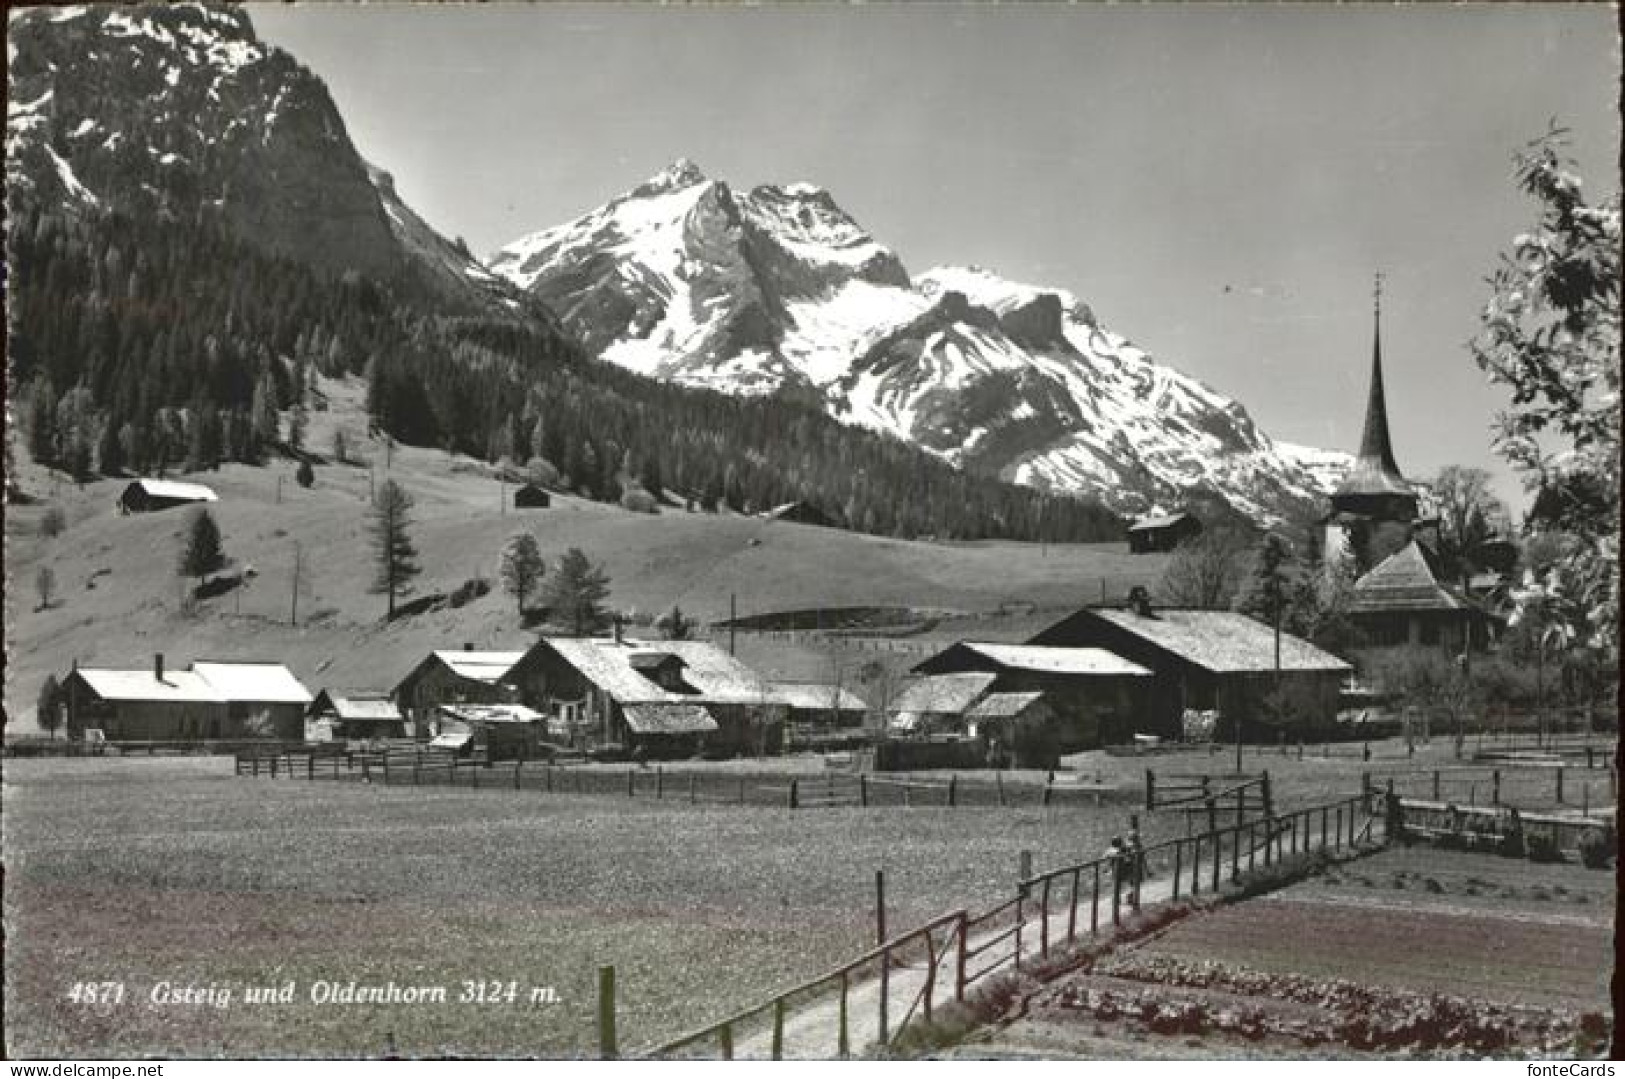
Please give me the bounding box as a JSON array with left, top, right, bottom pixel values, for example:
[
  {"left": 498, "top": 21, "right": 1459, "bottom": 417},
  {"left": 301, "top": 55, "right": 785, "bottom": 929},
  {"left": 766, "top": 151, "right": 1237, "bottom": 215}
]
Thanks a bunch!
[
  {"left": 1126, "top": 586, "right": 1155, "bottom": 618},
  {"left": 612, "top": 618, "right": 623, "bottom": 645},
  {"left": 463, "top": 642, "right": 474, "bottom": 652},
  {"left": 154, "top": 653, "right": 165, "bottom": 683}
]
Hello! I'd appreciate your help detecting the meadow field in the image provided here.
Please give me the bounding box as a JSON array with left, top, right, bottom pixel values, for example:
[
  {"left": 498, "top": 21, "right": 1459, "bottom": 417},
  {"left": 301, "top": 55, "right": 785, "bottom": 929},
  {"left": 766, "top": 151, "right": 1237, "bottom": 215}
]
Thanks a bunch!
[{"left": 3, "top": 756, "right": 1169, "bottom": 1058}]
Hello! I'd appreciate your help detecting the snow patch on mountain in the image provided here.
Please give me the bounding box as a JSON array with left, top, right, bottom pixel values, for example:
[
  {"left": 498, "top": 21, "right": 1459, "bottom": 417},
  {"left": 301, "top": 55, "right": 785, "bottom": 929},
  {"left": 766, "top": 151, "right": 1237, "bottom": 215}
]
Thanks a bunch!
[{"left": 491, "top": 162, "right": 1353, "bottom": 525}]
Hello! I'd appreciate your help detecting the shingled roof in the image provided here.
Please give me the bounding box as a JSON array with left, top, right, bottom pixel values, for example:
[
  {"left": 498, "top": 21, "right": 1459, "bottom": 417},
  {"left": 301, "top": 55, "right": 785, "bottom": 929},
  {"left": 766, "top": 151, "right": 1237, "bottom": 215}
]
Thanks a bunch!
[
  {"left": 1070, "top": 609, "right": 1352, "bottom": 675},
  {"left": 964, "top": 691, "right": 1048, "bottom": 721},
  {"left": 923, "top": 642, "right": 1150, "bottom": 678},
  {"left": 1348, "top": 540, "right": 1472, "bottom": 614},
  {"left": 534, "top": 637, "right": 775, "bottom": 705}
]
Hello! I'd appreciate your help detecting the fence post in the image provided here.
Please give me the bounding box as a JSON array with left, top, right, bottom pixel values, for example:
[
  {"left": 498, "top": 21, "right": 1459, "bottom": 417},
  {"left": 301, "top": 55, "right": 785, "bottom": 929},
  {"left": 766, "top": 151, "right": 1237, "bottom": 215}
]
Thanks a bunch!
[
  {"left": 1432, "top": 769, "right": 1441, "bottom": 800},
  {"left": 719, "top": 1023, "right": 733, "bottom": 1061},
  {"left": 1145, "top": 768, "right": 1156, "bottom": 811},
  {"left": 412, "top": 752, "right": 420, "bottom": 785},
  {"left": 739, "top": 776, "right": 747, "bottom": 805},
  {"left": 1210, "top": 826, "right": 1221, "bottom": 893},
  {"left": 1191, "top": 835, "right": 1201, "bottom": 896},
  {"left": 1205, "top": 797, "right": 1217, "bottom": 836},
  {"left": 597, "top": 965, "right": 617, "bottom": 1060},
  {"left": 307, "top": 753, "right": 315, "bottom": 781},
  {"left": 657, "top": 766, "right": 664, "bottom": 800},
  {"left": 627, "top": 769, "right": 635, "bottom": 798},
  {"left": 876, "top": 869, "right": 889, "bottom": 1044},
  {"left": 789, "top": 778, "right": 799, "bottom": 810},
  {"left": 513, "top": 760, "right": 523, "bottom": 789},
  {"left": 1172, "top": 840, "right": 1183, "bottom": 899},
  {"left": 1068, "top": 869, "right": 1080, "bottom": 942},
  {"left": 1040, "top": 877, "right": 1051, "bottom": 957},
  {"left": 1111, "top": 858, "right": 1121, "bottom": 927},
  {"left": 948, "top": 775, "right": 958, "bottom": 808},
  {"left": 1091, "top": 863, "right": 1100, "bottom": 934},
  {"left": 1248, "top": 821, "right": 1258, "bottom": 872},
  {"left": 1361, "top": 772, "right": 1372, "bottom": 814},
  {"left": 1556, "top": 766, "right": 1565, "bottom": 804},
  {"left": 996, "top": 771, "right": 1005, "bottom": 807},
  {"left": 1493, "top": 769, "right": 1501, "bottom": 805},
  {"left": 1230, "top": 824, "right": 1240, "bottom": 882},
  {"left": 771, "top": 998, "right": 785, "bottom": 1060},
  {"left": 839, "top": 971, "right": 852, "bottom": 1057}
]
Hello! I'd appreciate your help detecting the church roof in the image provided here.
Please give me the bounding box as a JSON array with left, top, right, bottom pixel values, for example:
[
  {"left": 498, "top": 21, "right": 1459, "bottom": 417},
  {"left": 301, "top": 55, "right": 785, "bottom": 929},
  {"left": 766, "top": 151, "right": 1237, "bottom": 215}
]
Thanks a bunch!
[{"left": 1348, "top": 540, "right": 1472, "bottom": 614}]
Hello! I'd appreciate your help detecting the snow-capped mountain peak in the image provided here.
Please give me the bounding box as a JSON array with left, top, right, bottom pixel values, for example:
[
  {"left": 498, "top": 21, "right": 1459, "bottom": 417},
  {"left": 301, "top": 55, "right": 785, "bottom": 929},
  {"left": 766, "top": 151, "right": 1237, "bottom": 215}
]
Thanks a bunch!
[{"left": 489, "top": 166, "right": 1350, "bottom": 525}]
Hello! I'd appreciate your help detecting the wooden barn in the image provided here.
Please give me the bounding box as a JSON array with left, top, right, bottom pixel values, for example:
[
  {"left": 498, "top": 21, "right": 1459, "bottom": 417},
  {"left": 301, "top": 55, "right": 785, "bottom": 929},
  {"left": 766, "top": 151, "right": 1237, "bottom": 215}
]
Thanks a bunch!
[
  {"left": 305, "top": 691, "right": 408, "bottom": 743},
  {"left": 1126, "top": 511, "right": 1202, "bottom": 553},
  {"left": 391, "top": 648, "right": 526, "bottom": 739},
  {"left": 117, "top": 478, "right": 218, "bottom": 514},
  {"left": 507, "top": 635, "right": 788, "bottom": 758},
  {"left": 58, "top": 655, "right": 311, "bottom": 741},
  {"left": 912, "top": 641, "right": 1155, "bottom": 748},
  {"left": 762, "top": 500, "right": 833, "bottom": 527},
  {"left": 513, "top": 483, "right": 551, "bottom": 509},
  {"left": 431, "top": 703, "right": 544, "bottom": 761},
  {"left": 1028, "top": 600, "right": 1352, "bottom": 739},
  {"left": 1347, "top": 540, "right": 1499, "bottom": 651},
  {"left": 963, "top": 691, "right": 1058, "bottom": 769},
  {"left": 887, "top": 672, "right": 998, "bottom": 737}
]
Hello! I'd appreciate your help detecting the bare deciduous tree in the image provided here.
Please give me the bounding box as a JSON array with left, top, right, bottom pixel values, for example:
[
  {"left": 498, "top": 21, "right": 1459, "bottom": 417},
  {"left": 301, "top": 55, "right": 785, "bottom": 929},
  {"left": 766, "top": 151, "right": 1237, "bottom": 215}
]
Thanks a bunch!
[{"left": 1157, "top": 527, "right": 1252, "bottom": 609}]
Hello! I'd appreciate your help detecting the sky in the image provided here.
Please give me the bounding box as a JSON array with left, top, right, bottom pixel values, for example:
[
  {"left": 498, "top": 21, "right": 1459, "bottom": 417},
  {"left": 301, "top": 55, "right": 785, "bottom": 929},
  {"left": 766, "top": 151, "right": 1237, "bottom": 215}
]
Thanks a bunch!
[{"left": 247, "top": 3, "right": 1619, "bottom": 513}]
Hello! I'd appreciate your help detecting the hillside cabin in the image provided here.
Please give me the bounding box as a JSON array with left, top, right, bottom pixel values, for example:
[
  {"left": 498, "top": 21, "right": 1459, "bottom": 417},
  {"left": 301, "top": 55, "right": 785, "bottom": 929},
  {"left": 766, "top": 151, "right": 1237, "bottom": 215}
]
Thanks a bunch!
[
  {"left": 1347, "top": 540, "right": 1499, "bottom": 651},
  {"left": 513, "top": 483, "right": 552, "bottom": 509},
  {"left": 1028, "top": 600, "right": 1352, "bottom": 740},
  {"left": 118, "top": 478, "right": 218, "bottom": 514},
  {"left": 1127, "top": 511, "right": 1202, "bottom": 553},
  {"left": 305, "top": 691, "right": 407, "bottom": 743},
  {"left": 507, "top": 635, "right": 788, "bottom": 758},
  {"left": 391, "top": 648, "right": 526, "bottom": 739},
  {"left": 57, "top": 655, "right": 312, "bottom": 741},
  {"left": 762, "top": 500, "right": 833, "bottom": 527},
  {"left": 432, "top": 703, "right": 544, "bottom": 761},
  {"left": 912, "top": 641, "right": 1155, "bottom": 748}
]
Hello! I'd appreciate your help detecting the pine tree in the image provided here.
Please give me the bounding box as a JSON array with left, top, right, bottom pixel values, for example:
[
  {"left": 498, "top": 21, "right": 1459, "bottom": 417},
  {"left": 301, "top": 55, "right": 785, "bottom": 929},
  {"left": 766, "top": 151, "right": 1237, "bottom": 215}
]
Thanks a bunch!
[
  {"left": 498, "top": 532, "right": 546, "bottom": 615},
  {"left": 368, "top": 479, "right": 420, "bottom": 619},
  {"left": 177, "top": 507, "right": 225, "bottom": 587},
  {"left": 541, "top": 547, "right": 612, "bottom": 636}
]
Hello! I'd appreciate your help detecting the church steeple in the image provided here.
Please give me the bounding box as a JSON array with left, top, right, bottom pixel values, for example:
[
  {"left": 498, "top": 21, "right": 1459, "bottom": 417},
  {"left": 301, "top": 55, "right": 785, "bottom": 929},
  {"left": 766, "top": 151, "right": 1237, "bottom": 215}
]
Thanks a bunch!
[{"left": 1333, "top": 273, "right": 1416, "bottom": 507}]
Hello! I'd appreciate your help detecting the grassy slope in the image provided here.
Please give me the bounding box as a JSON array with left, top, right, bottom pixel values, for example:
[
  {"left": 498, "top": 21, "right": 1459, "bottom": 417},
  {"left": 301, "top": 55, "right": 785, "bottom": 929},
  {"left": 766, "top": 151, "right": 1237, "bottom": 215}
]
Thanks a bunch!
[{"left": 4, "top": 377, "right": 1168, "bottom": 731}]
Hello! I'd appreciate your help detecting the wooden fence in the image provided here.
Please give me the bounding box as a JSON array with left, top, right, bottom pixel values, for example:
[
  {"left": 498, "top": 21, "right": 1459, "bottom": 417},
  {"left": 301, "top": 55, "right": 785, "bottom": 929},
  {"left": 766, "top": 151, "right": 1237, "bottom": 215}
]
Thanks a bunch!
[
  {"left": 1363, "top": 760, "right": 1617, "bottom": 814},
  {"left": 643, "top": 789, "right": 1382, "bottom": 1059},
  {"left": 1143, "top": 771, "right": 1273, "bottom": 830},
  {"left": 1395, "top": 798, "right": 1612, "bottom": 855},
  {"left": 234, "top": 751, "right": 1133, "bottom": 810}
]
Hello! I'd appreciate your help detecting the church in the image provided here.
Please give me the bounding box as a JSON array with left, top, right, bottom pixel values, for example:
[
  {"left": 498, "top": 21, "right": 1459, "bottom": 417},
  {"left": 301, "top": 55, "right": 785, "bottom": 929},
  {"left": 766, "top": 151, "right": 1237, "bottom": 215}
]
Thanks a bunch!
[{"left": 1319, "top": 280, "right": 1501, "bottom": 652}]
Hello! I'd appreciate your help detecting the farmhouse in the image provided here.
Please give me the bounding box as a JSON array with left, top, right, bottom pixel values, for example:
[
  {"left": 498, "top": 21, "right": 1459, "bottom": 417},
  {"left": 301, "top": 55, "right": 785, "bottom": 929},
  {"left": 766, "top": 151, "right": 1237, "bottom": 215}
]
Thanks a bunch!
[
  {"left": 305, "top": 691, "right": 407, "bottom": 743},
  {"left": 391, "top": 648, "right": 526, "bottom": 739},
  {"left": 58, "top": 655, "right": 312, "bottom": 741},
  {"left": 1126, "top": 510, "right": 1202, "bottom": 554},
  {"left": 432, "top": 703, "right": 544, "bottom": 761},
  {"left": 1027, "top": 599, "right": 1353, "bottom": 738},
  {"left": 912, "top": 641, "right": 1155, "bottom": 747},
  {"left": 507, "top": 635, "right": 788, "bottom": 757},
  {"left": 1347, "top": 540, "right": 1499, "bottom": 651},
  {"left": 117, "top": 478, "right": 218, "bottom": 514},
  {"left": 512, "top": 483, "right": 551, "bottom": 509}
]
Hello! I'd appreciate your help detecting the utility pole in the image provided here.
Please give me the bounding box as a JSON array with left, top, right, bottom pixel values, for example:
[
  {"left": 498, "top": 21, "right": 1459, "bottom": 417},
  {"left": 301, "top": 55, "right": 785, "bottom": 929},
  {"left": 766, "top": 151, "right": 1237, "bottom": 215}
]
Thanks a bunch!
[
  {"left": 729, "top": 593, "right": 737, "bottom": 656},
  {"left": 290, "top": 541, "right": 303, "bottom": 625}
]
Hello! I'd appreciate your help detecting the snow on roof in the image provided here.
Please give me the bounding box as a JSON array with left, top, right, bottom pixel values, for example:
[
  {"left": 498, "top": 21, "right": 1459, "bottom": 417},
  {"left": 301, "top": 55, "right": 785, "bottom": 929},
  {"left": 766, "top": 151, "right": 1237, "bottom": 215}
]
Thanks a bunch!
[
  {"left": 891, "top": 672, "right": 998, "bottom": 716},
  {"left": 770, "top": 682, "right": 869, "bottom": 711},
  {"left": 126, "top": 478, "right": 217, "bottom": 502},
  {"left": 622, "top": 702, "right": 719, "bottom": 735},
  {"left": 191, "top": 662, "right": 312, "bottom": 704},
  {"left": 964, "top": 691, "right": 1048, "bottom": 721},
  {"left": 1079, "top": 610, "right": 1352, "bottom": 675},
  {"left": 951, "top": 643, "right": 1150, "bottom": 678},
  {"left": 537, "top": 637, "right": 775, "bottom": 705},
  {"left": 74, "top": 668, "right": 220, "bottom": 703},
  {"left": 431, "top": 651, "right": 526, "bottom": 684}
]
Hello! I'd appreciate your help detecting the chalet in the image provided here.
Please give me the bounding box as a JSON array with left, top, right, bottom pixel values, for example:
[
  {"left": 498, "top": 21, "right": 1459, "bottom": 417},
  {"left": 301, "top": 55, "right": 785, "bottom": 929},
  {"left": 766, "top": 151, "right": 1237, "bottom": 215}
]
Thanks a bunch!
[
  {"left": 762, "top": 501, "right": 833, "bottom": 527},
  {"left": 118, "top": 478, "right": 218, "bottom": 514},
  {"left": 1028, "top": 599, "right": 1352, "bottom": 738},
  {"left": 391, "top": 648, "right": 526, "bottom": 739},
  {"left": 58, "top": 655, "right": 312, "bottom": 741},
  {"left": 507, "top": 635, "right": 788, "bottom": 758},
  {"left": 305, "top": 691, "right": 408, "bottom": 743},
  {"left": 1126, "top": 511, "right": 1202, "bottom": 554},
  {"left": 912, "top": 641, "right": 1154, "bottom": 747},
  {"left": 513, "top": 483, "right": 552, "bottom": 509},
  {"left": 432, "top": 703, "right": 544, "bottom": 761},
  {"left": 1347, "top": 540, "right": 1499, "bottom": 651}
]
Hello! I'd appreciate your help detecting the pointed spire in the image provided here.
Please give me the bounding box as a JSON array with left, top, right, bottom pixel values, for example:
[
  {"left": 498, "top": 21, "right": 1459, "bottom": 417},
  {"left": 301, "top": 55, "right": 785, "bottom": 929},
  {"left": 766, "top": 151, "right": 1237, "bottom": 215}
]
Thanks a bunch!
[{"left": 1334, "top": 272, "right": 1414, "bottom": 501}]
